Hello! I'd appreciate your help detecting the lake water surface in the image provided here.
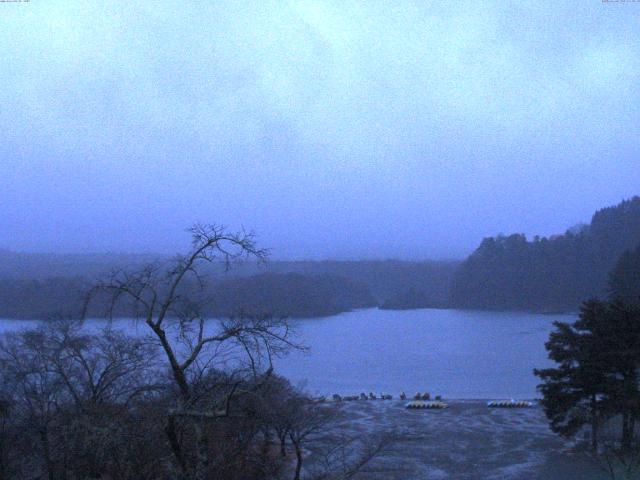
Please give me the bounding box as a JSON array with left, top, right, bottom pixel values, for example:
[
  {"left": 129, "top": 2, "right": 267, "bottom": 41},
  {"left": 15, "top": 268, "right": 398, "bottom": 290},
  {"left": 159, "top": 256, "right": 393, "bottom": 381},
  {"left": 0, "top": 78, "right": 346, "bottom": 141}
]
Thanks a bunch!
[
  {"left": 277, "top": 308, "right": 574, "bottom": 399},
  {"left": 0, "top": 308, "right": 574, "bottom": 399}
]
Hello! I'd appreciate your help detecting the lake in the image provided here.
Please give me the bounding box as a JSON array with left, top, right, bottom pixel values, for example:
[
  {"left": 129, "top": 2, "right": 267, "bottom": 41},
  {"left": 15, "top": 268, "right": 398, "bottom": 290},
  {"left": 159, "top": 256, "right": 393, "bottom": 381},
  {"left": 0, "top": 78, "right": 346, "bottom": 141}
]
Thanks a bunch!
[
  {"left": 278, "top": 308, "right": 573, "bottom": 399},
  {"left": 0, "top": 307, "right": 573, "bottom": 400}
]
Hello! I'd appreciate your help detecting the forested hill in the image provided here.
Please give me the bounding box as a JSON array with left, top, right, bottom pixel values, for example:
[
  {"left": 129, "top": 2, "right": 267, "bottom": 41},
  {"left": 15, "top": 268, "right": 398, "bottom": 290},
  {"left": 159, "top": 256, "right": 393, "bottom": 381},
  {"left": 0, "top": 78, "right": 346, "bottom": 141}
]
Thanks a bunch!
[
  {"left": 0, "top": 254, "right": 458, "bottom": 319},
  {"left": 450, "top": 196, "right": 640, "bottom": 312},
  {"left": 0, "top": 273, "right": 376, "bottom": 320}
]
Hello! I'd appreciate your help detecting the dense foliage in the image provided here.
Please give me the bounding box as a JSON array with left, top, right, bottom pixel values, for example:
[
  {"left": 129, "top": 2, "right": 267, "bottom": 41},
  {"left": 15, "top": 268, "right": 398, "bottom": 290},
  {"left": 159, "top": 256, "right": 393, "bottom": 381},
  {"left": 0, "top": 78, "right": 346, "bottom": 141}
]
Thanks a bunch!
[
  {"left": 0, "top": 252, "right": 459, "bottom": 306},
  {"left": 261, "top": 260, "right": 458, "bottom": 306},
  {"left": 208, "top": 273, "right": 376, "bottom": 317},
  {"left": 451, "top": 197, "right": 640, "bottom": 312},
  {"left": 609, "top": 242, "right": 640, "bottom": 307},
  {"left": 535, "top": 300, "right": 640, "bottom": 451},
  {"left": 379, "top": 287, "right": 448, "bottom": 310}
]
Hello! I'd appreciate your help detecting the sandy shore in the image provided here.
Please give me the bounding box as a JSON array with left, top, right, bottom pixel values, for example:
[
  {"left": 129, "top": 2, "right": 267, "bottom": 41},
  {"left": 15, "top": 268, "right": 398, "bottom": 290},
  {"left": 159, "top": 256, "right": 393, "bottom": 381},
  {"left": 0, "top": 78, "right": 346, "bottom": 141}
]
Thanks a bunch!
[{"left": 307, "top": 400, "right": 604, "bottom": 479}]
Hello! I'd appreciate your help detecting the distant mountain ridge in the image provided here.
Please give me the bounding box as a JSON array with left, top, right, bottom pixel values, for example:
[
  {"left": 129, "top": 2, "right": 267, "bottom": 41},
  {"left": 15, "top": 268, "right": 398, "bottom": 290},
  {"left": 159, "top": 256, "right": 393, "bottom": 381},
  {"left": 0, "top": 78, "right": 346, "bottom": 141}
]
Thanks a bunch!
[
  {"left": 0, "top": 251, "right": 457, "bottom": 302},
  {"left": 0, "top": 254, "right": 456, "bottom": 319},
  {"left": 3, "top": 197, "right": 638, "bottom": 318},
  {"left": 0, "top": 273, "right": 377, "bottom": 320},
  {"left": 449, "top": 196, "right": 640, "bottom": 312}
]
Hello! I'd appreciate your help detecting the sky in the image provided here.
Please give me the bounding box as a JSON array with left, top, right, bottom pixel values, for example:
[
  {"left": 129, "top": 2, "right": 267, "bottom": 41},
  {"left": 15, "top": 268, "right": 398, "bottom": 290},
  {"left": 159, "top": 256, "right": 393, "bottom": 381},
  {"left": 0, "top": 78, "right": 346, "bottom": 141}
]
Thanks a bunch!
[{"left": 1, "top": 1, "right": 639, "bottom": 259}]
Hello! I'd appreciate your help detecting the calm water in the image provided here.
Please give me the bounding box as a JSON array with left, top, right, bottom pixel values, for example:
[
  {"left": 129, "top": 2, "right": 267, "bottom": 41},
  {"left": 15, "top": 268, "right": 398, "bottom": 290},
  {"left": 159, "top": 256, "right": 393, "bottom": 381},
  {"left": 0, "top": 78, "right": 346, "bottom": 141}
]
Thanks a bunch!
[
  {"left": 0, "top": 308, "right": 574, "bottom": 399},
  {"left": 277, "top": 308, "right": 574, "bottom": 399}
]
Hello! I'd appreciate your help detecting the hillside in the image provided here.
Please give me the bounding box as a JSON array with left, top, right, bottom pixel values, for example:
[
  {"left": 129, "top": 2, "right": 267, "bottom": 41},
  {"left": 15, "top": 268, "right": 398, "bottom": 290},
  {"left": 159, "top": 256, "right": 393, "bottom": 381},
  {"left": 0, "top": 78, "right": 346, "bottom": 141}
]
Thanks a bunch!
[
  {"left": 207, "top": 273, "right": 376, "bottom": 318},
  {"left": 0, "top": 272, "right": 376, "bottom": 320},
  {"left": 450, "top": 196, "right": 640, "bottom": 312},
  {"left": 0, "top": 253, "right": 457, "bottom": 319}
]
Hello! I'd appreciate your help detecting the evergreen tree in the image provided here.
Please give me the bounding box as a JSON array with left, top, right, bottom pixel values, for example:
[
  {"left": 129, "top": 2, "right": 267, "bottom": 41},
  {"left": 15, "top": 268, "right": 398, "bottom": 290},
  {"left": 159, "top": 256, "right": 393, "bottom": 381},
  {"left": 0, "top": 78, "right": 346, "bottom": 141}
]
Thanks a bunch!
[
  {"left": 609, "top": 243, "right": 640, "bottom": 306},
  {"left": 598, "top": 300, "right": 640, "bottom": 450},
  {"left": 534, "top": 300, "right": 611, "bottom": 450},
  {"left": 535, "top": 299, "right": 640, "bottom": 451}
]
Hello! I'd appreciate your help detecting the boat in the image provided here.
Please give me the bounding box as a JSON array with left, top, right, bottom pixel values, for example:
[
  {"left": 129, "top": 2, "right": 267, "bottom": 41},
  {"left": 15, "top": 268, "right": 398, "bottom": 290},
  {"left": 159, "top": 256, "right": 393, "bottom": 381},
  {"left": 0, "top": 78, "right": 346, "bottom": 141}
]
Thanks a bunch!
[
  {"left": 487, "top": 399, "right": 533, "bottom": 408},
  {"left": 406, "top": 400, "right": 448, "bottom": 409}
]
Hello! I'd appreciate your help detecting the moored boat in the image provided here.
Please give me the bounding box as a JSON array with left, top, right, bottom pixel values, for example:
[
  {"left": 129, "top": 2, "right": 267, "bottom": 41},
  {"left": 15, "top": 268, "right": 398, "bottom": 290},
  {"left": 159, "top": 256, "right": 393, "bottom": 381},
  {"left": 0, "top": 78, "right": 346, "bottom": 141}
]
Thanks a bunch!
[
  {"left": 487, "top": 399, "right": 533, "bottom": 408},
  {"left": 406, "top": 400, "right": 448, "bottom": 409}
]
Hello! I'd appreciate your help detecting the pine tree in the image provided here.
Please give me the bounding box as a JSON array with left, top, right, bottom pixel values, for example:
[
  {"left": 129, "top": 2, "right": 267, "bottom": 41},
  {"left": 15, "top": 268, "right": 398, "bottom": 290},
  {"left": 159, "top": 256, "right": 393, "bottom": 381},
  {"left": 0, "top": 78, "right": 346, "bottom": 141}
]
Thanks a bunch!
[
  {"left": 609, "top": 243, "right": 640, "bottom": 306},
  {"left": 534, "top": 300, "right": 611, "bottom": 450},
  {"left": 535, "top": 300, "right": 640, "bottom": 451}
]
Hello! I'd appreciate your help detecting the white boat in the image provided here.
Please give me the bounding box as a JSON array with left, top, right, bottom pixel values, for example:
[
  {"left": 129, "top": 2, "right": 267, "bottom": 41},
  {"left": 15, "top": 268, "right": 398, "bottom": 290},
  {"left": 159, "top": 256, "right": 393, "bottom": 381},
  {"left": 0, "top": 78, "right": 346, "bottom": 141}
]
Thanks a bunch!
[
  {"left": 406, "top": 400, "right": 448, "bottom": 409},
  {"left": 487, "top": 399, "right": 533, "bottom": 408}
]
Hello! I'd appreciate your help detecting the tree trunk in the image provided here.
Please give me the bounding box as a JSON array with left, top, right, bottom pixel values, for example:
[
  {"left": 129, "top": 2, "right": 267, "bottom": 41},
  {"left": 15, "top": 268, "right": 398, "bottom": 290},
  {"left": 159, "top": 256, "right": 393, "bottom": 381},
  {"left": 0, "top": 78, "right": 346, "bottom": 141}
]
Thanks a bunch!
[
  {"left": 165, "top": 415, "right": 189, "bottom": 479},
  {"left": 0, "top": 460, "right": 4, "bottom": 480},
  {"left": 149, "top": 322, "right": 191, "bottom": 400},
  {"left": 622, "top": 412, "right": 632, "bottom": 451},
  {"left": 590, "top": 394, "right": 599, "bottom": 451},
  {"left": 621, "top": 369, "right": 638, "bottom": 451},
  {"left": 193, "top": 422, "right": 209, "bottom": 480},
  {"left": 280, "top": 433, "right": 287, "bottom": 457},
  {"left": 39, "top": 427, "right": 55, "bottom": 480},
  {"left": 0, "top": 440, "right": 6, "bottom": 480},
  {"left": 292, "top": 440, "right": 303, "bottom": 480}
]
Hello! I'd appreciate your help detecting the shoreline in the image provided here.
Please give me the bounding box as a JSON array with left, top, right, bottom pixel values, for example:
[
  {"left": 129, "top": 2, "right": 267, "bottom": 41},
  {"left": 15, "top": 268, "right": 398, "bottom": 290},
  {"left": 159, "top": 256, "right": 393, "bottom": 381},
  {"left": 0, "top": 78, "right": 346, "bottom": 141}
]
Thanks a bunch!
[
  {"left": 0, "top": 305, "right": 580, "bottom": 322},
  {"left": 314, "top": 398, "right": 600, "bottom": 479}
]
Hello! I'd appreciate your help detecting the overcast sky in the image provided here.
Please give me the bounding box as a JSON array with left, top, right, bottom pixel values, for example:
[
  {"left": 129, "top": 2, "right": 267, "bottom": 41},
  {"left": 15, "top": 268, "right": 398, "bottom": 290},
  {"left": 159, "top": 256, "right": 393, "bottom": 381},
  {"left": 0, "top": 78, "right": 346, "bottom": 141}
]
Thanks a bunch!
[{"left": 1, "top": 1, "right": 639, "bottom": 259}]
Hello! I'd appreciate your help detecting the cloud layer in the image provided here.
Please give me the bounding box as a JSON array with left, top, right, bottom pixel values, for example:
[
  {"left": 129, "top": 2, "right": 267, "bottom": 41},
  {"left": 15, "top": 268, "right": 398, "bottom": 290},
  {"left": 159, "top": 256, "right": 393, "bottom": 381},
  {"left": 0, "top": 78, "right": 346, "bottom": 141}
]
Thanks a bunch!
[{"left": 2, "top": 1, "right": 639, "bottom": 258}]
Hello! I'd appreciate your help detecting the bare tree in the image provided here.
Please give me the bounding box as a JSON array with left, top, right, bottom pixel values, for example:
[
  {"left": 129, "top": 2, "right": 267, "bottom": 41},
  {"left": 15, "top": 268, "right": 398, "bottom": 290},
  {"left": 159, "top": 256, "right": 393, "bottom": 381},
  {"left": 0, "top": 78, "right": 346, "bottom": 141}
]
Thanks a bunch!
[
  {"left": 288, "top": 400, "right": 334, "bottom": 480},
  {"left": 304, "top": 431, "right": 396, "bottom": 480},
  {"left": 0, "top": 224, "right": 385, "bottom": 480},
  {"left": 84, "top": 224, "right": 301, "bottom": 480},
  {"left": 0, "top": 327, "right": 66, "bottom": 480},
  {"left": 0, "top": 397, "right": 11, "bottom": 480},
  {"left": 0, "top": 320, "right": 160, "bottom": 479}
]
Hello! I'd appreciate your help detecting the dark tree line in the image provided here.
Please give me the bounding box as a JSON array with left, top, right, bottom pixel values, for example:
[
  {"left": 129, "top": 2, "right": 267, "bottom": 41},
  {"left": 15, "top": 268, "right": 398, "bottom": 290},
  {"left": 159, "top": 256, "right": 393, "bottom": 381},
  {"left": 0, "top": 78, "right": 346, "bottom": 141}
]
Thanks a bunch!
[
  {"left": 0, "top": 250, "right": 458, "bottom": 320},
  {"left": 451, "top": 196, "right": 640, "bottom": 312},
  {"left": 0, "top": 273, "right": 375, "bottom": 320},
  {"left": 608, "top": 243, "right": 640, "bottom": 308},
  {"left": 207, "top": 273, "right": 375, "bottom": 318}
]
